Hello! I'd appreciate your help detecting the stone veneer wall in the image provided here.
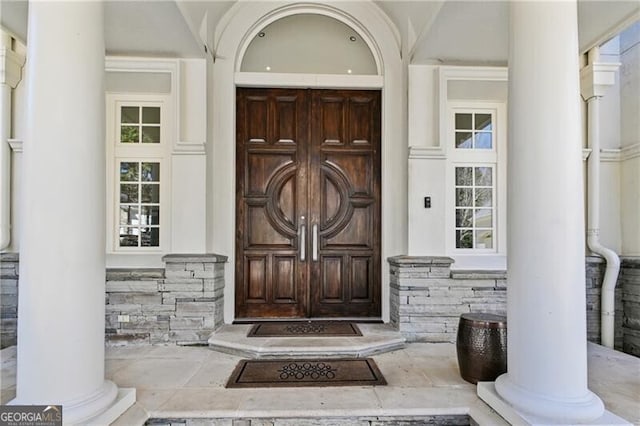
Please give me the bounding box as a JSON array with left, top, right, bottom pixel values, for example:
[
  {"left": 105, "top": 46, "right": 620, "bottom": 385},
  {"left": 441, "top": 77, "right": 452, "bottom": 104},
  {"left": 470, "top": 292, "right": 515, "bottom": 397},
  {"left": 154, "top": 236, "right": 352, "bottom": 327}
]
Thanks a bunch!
[
  {"left": 106, "top": 254, "right": 227, "bottom": 345},
  {"left": 389, "top": 255, "right": 624, "bottom": 349},
  {"left": 621, "top": 258, "right": 640, "bottom": 356},
  {"left": 1, "top": 252, "right": 636, "bottom": 352},
  {"left": 0, "top": 253, "right": 18, "bottom": 348},
  {"left": 389, "top": 256, "right": 506, "bottom": 343}
]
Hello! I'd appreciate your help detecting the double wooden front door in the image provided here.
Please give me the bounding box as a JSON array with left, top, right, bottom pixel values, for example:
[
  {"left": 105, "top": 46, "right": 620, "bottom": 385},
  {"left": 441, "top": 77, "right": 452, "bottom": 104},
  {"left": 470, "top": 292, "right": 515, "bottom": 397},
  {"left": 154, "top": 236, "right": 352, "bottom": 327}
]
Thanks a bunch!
[{"left": 235, "top": 88, "right": 381, "bottom": 319}]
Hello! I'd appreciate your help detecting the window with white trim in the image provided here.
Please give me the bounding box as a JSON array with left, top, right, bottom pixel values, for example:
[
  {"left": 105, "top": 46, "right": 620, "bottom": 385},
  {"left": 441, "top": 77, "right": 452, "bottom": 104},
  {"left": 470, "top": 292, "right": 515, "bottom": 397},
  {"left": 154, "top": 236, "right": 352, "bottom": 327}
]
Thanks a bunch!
[
  {"left": 118, "top": 161, "right": 161, "bottom": 247},
  {"left": 119, "top": 106, "right": 161, "bottom": 144},
  {"left": 106, "top": 95, "right": 170, "bottom": 252},
  {"left": 447, "top": 104, "right": 505, "bottom": 256},
  {"left": 454, "top": 112, "right": 493, "bottom": 150},
  {"left": 455, "top": 166, "right": 494, "bottom": 249}
]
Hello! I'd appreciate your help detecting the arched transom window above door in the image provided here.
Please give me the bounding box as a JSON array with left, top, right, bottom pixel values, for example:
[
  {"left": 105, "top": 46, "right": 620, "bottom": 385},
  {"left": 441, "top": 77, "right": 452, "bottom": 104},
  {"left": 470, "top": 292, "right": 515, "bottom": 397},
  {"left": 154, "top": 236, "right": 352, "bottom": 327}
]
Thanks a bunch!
[{"left": 240, "top": 14, "right": 378, "bottom": 75}]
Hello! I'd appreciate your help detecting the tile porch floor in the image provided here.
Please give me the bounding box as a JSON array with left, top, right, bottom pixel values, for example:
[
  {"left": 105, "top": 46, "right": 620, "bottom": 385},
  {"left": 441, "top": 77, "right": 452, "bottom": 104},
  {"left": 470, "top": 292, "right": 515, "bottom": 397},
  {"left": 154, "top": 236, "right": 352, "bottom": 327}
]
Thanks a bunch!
[{"left": 1, "top": 340, "right": 638, "bottom": 425}]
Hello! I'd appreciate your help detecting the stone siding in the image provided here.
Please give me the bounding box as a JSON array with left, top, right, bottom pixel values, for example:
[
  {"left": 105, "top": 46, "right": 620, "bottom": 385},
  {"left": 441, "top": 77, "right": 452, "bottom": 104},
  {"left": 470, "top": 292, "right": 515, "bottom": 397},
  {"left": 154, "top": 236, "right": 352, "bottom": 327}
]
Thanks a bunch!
[
  {"left": 0, "top": 253, "right": 19, "bottom": 349},
  {"left": 621, "top": 257, "right": 640, "bottom": 356},
  {"left": 389, "top": 256, "right": 506, "bottom": 343},
  {"left": 106, "top": 254, "right": 227, "bottom": 345},
  {"left": 389, "top": 255, "right": 625, "bottom": 349}
]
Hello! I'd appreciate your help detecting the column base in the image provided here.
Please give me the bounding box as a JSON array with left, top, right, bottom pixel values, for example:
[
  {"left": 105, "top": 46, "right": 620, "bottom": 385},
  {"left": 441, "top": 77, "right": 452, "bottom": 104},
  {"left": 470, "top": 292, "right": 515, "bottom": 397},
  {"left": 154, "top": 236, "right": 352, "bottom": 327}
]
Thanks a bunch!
[
  {"left": 82, "top": 387, "right": 136, "bottom": 426},
  {"left": 478, "top": 381, "right": 631, "bottom": 425},
  {"left": 10, "top": 381, "right": 135, "bottom": 425}
]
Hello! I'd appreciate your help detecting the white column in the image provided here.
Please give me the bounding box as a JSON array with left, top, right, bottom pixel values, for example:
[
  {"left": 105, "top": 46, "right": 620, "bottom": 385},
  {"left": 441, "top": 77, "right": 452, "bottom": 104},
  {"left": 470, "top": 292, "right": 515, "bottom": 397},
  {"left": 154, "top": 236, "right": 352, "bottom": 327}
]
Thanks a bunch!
[
  {"left": 13, "top": 2, "right": 118, "bottom": 423},
  {"left": 494, "top": 0, "right": 604, "bottom": 422}
]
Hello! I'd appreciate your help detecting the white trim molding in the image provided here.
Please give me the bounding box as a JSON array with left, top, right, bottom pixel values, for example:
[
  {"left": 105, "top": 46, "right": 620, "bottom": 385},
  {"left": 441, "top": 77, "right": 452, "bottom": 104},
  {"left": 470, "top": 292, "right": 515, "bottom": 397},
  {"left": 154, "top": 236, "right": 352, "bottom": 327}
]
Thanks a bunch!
[
  {"left": 621, "top": 143, "right": 640, "bottom": 161},
  {"left": 235, "top": 72, "right": 383, "bottom": 89},
  {"left": 438, "top": 66, "right": 508, "bottom": 153},
  {"left": 211, "top": 0, "right": 405, "bottom": 324},
  {"left": 7, "top": 139, "right": 22, "bottom": 153},
  {"left": 582, "top": 143, "right": 640, "bottom": 162},
  {"left": 408, "top": 146, "right": 446, "bottom": 159},
  {"left": 0, "top": 45, "right": 25, "bottom": 88},
  {"left": 580, "top": 62, "right": 621, "bottom": 100},
  {"left": 172, "top": 142, "right": 206, "bottom": 156}
]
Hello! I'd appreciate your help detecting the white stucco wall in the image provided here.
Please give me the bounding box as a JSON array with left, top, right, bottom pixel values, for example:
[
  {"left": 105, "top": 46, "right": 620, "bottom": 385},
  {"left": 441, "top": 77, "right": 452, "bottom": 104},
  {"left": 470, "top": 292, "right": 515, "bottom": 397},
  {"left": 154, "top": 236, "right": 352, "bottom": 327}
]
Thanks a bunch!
[
  {"left": 102, "top": 58, "right": 208, "bottom": 266},
  {"left": 619, "top": 22, "right": 640, "bottom": 256},
  {"left": 407, "top": 64, "right": 508, "bottom": 269}
]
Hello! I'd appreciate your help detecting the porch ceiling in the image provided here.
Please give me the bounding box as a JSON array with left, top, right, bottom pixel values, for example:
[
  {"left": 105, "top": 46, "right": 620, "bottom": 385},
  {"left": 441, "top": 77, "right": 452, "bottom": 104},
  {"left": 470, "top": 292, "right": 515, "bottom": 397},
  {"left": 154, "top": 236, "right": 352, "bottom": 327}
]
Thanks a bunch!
[{"left": 1, "top": 1, "right": 638, "bottom": 62}]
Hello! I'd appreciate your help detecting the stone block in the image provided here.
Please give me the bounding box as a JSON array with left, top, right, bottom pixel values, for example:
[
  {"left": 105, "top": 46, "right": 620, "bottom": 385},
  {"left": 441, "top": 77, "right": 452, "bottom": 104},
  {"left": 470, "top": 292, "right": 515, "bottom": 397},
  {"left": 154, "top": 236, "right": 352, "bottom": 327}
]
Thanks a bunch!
[
  {"left": 194, "top": 269, "right": 215, "bottom": 279},
  {"left": 186, "top": 262, "right": 205, "bottom": 272},
  {"left": 0, "top": 265, "right": 18, "bottom": 279},
  {"left": 163, "top": 293, "right": 212, "bottom": 306},
  {"left": 106, "top": 280, "right": 159, "bottom": 293},
  {"left": 170, "top": 317, "right": 204, "bottom": 330},
  {"left": 0, "top": 280, "right": 18, "bottom": 295},
  {"left": 109, "top": 293, "right": 162, "bottom": 305},
  {"left": 623, "top": 328, "right": 640, "bottom": 356},
  {"left": 159, "top": 282, "right": 204, "bottom": 292},
  {"left": 450, "top": 279, "right": 499, "bottom": 288},
  {"left": 106, "top": 332, "right": 150, "bottom": 346},
  {"left": 0, "top": 295, "right": 17, "bottom": 307},
  {"left": 162, "top": 278, "right": 204, "bottom": 286},
  {"left": 175, "top": 301, "right": 216, "bottom": 316},
  {"left": 105, "top": 314, "right": 120, "bottom": 329},
  {"left": 169, "top": 329, "right": 214, "bottom": 343},
  {"left": 0, "top": 308, "right": 17, "bottom": 318},
  {"left": 1, "top": 333, "right": 17, "bottom": 349},
  {"left": 165, "top": 262, "right": 187, "bottom": 272},
  {"left": 429, "top": 267, "right": 452, "bottom": 278},
  {"left": 142, "top": 304, "right": 177, "bottom": 314},
  {"left": 165, "top": 270, "right": 195, "bottom": 279},
  {"left": 150, "top": 331, "right": 171, "bottom": 343},
  {"left": 122, "top": 317, "right": 169, "bottom": 331},
  {"left": 400, "top": 321, "right": 447, "bottom": 333},
  {"left": 105, "top": 303, "right": 143, "bottom": 314},
  {"left": 408, "top": 296, "right": 465, "bottom": 306},
  {"left": 106, "top": 269, "right": 164, "bottom": 280},
  {"left": 399, "top": 304, "right": 470, "bottom": 315}
]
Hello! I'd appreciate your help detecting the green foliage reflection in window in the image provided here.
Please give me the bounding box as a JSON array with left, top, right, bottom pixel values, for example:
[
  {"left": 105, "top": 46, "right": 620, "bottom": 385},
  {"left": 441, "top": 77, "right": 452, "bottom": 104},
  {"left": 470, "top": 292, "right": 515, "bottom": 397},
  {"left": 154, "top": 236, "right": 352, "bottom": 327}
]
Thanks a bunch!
[{"left": 120, "top": 106, "right": 161, "bottom": 144}]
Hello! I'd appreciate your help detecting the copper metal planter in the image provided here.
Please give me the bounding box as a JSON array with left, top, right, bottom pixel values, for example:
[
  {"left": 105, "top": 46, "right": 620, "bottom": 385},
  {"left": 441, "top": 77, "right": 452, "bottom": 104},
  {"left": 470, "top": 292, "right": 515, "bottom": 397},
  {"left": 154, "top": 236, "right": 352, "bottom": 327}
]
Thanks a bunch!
[{"left": 456, "top": 313, "right": 507, "bottom": 384}]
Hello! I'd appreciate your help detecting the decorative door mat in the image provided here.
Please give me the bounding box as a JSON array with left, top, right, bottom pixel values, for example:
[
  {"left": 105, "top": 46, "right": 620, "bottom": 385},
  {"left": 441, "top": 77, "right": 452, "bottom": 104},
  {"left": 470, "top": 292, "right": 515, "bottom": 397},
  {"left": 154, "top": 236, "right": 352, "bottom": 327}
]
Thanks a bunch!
[
  {"left": 247, "top": 321, "right": 362, "bottom": 337},
  {"left": 226, "top": 358, "right": 386, "bottom": 388}
]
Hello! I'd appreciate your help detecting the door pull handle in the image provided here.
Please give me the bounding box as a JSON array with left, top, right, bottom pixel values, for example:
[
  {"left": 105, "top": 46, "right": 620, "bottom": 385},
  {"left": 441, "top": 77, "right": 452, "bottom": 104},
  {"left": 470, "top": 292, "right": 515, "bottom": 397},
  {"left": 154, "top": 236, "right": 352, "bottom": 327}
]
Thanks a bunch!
[
  {"left": 312, "top": 224, "right": 318, "bottom": 261},
  {"left": 300, "top": 224, "right": 306, "bottom": 262}
]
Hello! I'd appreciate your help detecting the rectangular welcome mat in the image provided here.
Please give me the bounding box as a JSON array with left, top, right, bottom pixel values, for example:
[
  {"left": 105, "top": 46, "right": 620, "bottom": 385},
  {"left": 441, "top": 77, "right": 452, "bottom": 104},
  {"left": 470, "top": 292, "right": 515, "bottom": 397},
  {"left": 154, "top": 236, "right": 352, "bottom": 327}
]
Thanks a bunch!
[
  {"left": 247, "top": 321, "right": 362, "bottom": 337},
  {"left": 226, "top": 358, "right": 386, "bottom": 388}
]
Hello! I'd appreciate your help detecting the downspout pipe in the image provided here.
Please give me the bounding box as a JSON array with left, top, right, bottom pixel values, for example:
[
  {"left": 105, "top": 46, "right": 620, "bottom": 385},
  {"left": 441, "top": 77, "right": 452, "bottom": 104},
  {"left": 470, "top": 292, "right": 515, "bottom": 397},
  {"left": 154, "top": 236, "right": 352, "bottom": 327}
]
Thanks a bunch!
[{"left": 584, "top": 47, "right": 621, "bottom": 349}]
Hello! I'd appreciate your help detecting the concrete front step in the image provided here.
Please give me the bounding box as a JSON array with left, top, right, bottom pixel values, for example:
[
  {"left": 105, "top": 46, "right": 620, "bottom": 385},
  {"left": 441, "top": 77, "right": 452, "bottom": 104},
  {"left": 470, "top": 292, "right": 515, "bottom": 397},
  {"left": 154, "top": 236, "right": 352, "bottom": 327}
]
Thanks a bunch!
[
  {"left": 208, "top": 323, "right": 406, "bottom": 359},
  {"left": 146, "top": 414, "right": 473, "bottom": 425}
]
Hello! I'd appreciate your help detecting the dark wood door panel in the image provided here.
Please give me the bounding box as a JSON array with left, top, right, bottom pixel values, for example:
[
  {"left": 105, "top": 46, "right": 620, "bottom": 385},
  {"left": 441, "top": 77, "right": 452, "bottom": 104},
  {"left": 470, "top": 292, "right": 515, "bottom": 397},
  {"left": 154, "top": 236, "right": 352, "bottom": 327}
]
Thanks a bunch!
[
  {"left": 236, "top": 88, "right": 380, "bottom": 319},
  {"left": 310, "top": 90, "right": 381, "bottom": 317},
  {"left": 236, "top": 88, "right": 308, "bottom": 318}
]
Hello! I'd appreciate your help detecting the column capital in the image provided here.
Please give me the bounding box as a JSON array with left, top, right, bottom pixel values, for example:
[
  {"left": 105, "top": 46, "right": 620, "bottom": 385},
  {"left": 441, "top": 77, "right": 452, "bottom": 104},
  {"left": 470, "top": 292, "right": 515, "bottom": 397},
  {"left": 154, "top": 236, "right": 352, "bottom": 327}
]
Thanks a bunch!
[
  {"left": 0, "top": 47, "right": 25, "bottom": 89},
  {"left": 580, "top": 62, "right": 621, "bottom": 100}
]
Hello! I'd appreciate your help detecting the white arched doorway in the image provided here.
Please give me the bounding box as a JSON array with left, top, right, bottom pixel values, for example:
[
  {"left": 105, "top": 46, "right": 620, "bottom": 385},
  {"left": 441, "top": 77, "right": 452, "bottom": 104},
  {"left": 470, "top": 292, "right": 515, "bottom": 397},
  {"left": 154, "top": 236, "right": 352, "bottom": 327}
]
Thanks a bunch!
[{"left": 208, "top": 1, "right": 406, "bottom": 323}]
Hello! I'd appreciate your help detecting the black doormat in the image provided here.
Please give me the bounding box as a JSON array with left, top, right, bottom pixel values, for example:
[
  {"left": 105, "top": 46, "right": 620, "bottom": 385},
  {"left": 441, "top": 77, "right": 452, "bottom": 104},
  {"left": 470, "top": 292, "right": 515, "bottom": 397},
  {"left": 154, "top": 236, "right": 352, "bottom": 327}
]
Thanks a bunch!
[
  {"left": 226, "top": 358, "right": 386, "bottom": 388},
  {"left": 247, "top": 321, "right": 362, "bottom": 337}
]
